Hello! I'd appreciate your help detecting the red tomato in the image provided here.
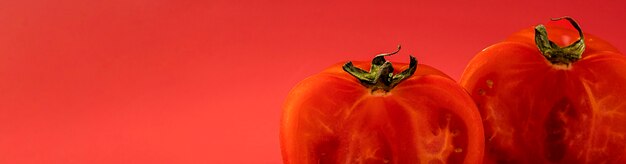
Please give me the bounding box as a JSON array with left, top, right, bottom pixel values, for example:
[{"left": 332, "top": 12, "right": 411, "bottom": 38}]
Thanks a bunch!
[
  {"left": 280, "top": 47, "right": 484, "bottom": 164},
  {"left": 460, "top": 17, "right": 626, "bottom": 163}
]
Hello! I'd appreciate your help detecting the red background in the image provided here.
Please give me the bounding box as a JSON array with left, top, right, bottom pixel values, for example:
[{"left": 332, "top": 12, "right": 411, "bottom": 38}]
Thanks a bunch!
[{"left": 1, "top": 0, "right": 625, "bottom": 163}]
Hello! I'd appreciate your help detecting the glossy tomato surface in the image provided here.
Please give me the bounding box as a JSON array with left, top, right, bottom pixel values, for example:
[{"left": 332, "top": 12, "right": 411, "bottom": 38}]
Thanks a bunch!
[
  {"left": 281, "top": 59, "right": 484, "bottom": 164},
  {"left": 460, "top": 20, "right": 626, "bottom": 163}
]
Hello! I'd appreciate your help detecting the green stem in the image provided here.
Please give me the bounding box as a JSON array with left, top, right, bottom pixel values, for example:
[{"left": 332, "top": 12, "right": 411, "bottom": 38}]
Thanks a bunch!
[
  {"left": 342, "top": 45, "right": 418, "bottom": 92},
  {"left": 534, "top": 16, "right": 586, "bottom": 65}
]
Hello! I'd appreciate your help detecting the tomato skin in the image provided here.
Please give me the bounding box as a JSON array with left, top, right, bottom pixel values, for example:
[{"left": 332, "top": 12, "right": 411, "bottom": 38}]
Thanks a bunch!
[
  {"left": 460, "top": 23, "right": 626, "bottom": 163},
  {"left": 280, "top": 61, "right": 484, "bottom": 164}
]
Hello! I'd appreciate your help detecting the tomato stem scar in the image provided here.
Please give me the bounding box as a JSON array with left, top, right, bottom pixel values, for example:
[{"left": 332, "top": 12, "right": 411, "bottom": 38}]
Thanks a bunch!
[
  {"left": 534, "top": 16, "right": 586, "bottom": 66},
  {"left": 342, "top": 45, "right": 418, "bottom": 93}
]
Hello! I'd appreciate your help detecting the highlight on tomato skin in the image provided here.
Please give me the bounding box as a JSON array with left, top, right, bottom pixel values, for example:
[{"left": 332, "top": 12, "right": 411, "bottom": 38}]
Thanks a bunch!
[
  {"left": 279, "top": 47, "right": 484, "bottom": 164},
  {"left": 460, "top": 17, "right": 626, "bottom": 163}
]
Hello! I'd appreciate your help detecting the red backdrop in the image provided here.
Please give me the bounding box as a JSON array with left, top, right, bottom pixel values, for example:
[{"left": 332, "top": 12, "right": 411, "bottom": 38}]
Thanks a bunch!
[{"left": 1, "top": 0, "right": 625, "bottom": 163}]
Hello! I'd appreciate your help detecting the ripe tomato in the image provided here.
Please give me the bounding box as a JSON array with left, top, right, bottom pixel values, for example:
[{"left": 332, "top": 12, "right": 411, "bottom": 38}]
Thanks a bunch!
[
  {"left": 460, "top": 17, "right": 626, "bottom": 163},
  {"left": 280, "top": 46, "right": 484, "bottom": 164}
]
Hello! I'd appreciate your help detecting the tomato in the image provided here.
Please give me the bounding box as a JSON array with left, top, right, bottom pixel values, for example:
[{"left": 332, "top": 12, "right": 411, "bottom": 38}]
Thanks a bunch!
[
  {"left": 280, "top": 46, "right": 484, "bottom": 164},
  {"left": 460, "top": 17, "right": 626, "bottom": 163}
]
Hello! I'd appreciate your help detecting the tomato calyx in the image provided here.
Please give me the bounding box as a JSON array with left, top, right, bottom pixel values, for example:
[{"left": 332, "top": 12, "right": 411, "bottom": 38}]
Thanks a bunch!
[
  {"left": 342, "top": 45, "right": 417, "bottom": 93},
  {"left": 534, "top": 16, "right": 586, "bottom": 66}
]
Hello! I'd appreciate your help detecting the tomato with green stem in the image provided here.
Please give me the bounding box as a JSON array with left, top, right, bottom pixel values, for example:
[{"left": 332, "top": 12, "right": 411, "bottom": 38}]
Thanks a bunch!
[
  {"left": 280, "top": 46, "right": 484, "bottom": 164},
  {"left": 460, "top": 17, "right": 626, "bottom": 163}
]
